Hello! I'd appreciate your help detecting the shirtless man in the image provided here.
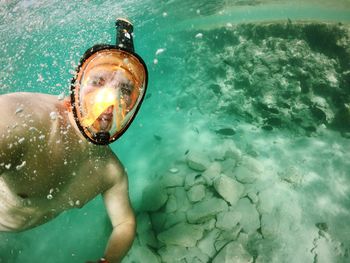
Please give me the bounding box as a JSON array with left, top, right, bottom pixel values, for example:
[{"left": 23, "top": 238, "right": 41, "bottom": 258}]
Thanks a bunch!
[{"left": 0, "top": 18, "right": 148, "bottom": 263}]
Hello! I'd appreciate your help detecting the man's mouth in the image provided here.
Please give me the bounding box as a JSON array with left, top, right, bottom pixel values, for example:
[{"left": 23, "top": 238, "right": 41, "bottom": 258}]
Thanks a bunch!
[{"left": 98, "top": 113, "right": 113, "bottom": 130}]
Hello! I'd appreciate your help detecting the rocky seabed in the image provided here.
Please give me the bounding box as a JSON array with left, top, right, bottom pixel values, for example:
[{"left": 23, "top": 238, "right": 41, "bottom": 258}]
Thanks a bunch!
[{"left": 124, "top": 139, "right": 347, "bottom": 263}]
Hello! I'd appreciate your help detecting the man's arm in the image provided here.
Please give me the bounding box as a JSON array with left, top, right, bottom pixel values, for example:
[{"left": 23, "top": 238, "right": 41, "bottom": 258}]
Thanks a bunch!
[{"left": 102, "top": 168, "right": 136, "bottom": 263}]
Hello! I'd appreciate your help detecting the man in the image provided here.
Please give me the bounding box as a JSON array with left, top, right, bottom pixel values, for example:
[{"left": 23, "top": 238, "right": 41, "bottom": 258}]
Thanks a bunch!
[{"left": 0, "top": 18, "right": 148, "bottom": 263}]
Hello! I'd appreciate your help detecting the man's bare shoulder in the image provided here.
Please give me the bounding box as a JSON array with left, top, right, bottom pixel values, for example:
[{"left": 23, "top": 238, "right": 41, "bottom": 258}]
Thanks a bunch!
[
  {"left": 98, "top": 149, "right": 127, "bottom": 190},
  {"left": 0, "top": 92, "right": 62, "bottom": 112}
]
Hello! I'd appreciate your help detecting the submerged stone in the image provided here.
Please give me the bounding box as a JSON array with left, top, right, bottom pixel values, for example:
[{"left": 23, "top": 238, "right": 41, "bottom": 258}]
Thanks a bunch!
[
  {"left": 157, "top": 222, "right": 204, "bottom": 247},
  {"left": 187, "top": 197, "right": 228, "bottom": 223},
  {"left": 213, "top": 174, "right": 244, "bottom": 205},
  {"left": 186, "top": 152, "right": 210, "bottom": 171},
  {"left": 212, "top": 241, "right": 253, "bottom": 263},
  {"left": 141, "top": 183, "right": 168, "bottom": 212}
]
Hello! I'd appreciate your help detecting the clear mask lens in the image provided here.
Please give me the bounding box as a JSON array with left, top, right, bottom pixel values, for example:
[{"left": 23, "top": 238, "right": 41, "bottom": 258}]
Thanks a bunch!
[{"left": 73, "top": 49, "right": 147, "bottom": 143}]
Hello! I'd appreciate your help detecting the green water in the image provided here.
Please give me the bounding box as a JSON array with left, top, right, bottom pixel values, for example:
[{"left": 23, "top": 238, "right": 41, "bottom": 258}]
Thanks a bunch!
[{"left": 1, "top": 0, "right": 350, "bottom": 262}]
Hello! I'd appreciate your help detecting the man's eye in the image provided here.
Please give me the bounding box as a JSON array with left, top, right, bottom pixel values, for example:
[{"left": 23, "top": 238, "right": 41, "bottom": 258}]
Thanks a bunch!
[
  {"left": 120, "top": 84, "right": 132, "bottom": 96},
  {"left": 90, "top": 77, "right": 105, "bottom": 86}
]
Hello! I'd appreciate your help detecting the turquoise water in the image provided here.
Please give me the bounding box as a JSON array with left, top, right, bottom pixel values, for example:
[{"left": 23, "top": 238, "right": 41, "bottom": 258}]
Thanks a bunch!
[{"left": 1, "top": 0, "right": 350, "bottom": 262}]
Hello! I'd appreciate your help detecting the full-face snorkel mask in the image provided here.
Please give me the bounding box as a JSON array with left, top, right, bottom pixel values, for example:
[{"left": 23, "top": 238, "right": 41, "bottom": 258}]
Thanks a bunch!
[{"left": 70, "top": 18, "right": 148, "bottom": 145}]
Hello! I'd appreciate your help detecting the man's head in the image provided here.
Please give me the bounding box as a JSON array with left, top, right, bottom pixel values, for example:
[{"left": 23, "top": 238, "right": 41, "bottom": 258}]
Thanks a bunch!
[{"left": 70, "top": 19, "right": 148, "bottom": 145}]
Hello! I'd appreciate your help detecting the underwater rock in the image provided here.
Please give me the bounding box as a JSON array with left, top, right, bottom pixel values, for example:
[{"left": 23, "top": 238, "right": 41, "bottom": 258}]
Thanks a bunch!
[
  {"left": 198, "top": 228, "right": 221, "bottom": 258},
  {"left": 202, "top": 162, "right": 222, "bottom": 185},
  {"left": 160, "top": 173, "right": 184, "bottom": 188},
  {"left": 186, "top": 247, "right": 210, "bottom": 263},
  {"left": 235, "top": 198, "right": 261, "bottom": 235},
  {"left": 186, "top": 152, "right": 210, "bottom": 171},
  {"left": 126, "top": 243, "right": 161, "bottom": 263},
  {"left": 224, "top": 140, "right": 242, "bottom": 161},
  {"left": 214, "top": 225, "right": 242, "bottom": 252},
  {"left": 187, "top": 197, "right": 228, "bottom": 223},
  {"left": 184, "top": 172, "right": 206, "bottom": 190},
  {"left": 138, "top": 228, "right": 159, "bottom": 249},
  {"left": 150, "top": 211, "right": 168, "bottom": 234},
  {"left": 163, "top": 211, "right": 187, "bottom": 230},
  {"left": 187, "top": 184, "right": 206, "bottom": 203},
  {"left": 239, "top": 156, "right": 264, "bottom": 174},
  {"left": 213, "top": 174, "right": 245, "bottom": 206},
  {"left": 157, "top": 222, "right": 204, "bottom": 247},
  {"left": 165, "top": 194, "right": 177, "bottom": 213},
  {"left": 235, "top": 166, "right": 259, "bottom": 184},
  {"left": 158, "top": 245, "right": 188, "bottom": 262},
  {"left": 184, "top": 21, "right": 350, "bottom": 136},
  {"left": 212, "top": 241, "right": 253, "bottom": 263},
  {"left": 136, "top": 212, "right": 152, "bottom": 234},
  {"left": 141, "top": 182, "right": 168, "bottom": 212},
  {"left": 201, "top": 218, "right": 217, "bottom": 232},
  {"left": 173, "top": 186, "right": 192, "bottom": 212},
  {"left": 247, "top": 191, "right": 259, "bottom": 204},
  {"left": 216, "top": 210, "right": 242, "bottom": 231}
]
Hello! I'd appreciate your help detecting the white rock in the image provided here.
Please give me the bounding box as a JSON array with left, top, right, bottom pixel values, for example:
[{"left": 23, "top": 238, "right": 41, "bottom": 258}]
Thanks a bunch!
[
  {"left": 195, "top": 33, "right": 203, "bottom": 38},
  {"left": 136, "top": 212, "right": 152, "bottom": 234},
  {"left": 235, "top": 198, "right": 260, "bottom": 235},
  {"left": 224, "top": 140, "right": 242, "bottom": 161},
  {"left": 186, "top": 247, "right": 210, "bottom": 263},
  {"left": 186, "top": 152, "right": 210, "bottom": 171},
  {"left": 141, "top": 183, "right": 168, "bottom": 212},
  {"left": 220, "top": 159, "right": 237, "bottom": 178},
  {"left": 165, "top": 194, "right": 177, "bottom": 213},
  {"left": 256, "top": 188, "right": 275, "bottom": 215},
  {"left": 160, "top": 174, "right": 184, "bottom": 188},
  {"left": 201, "top": 218, "right": 217, "bottom": 231},
  {"left": 174, "top": 187, "right": 191, "bottom": 212},
  {"left": 212, "top": 241, "right": 253, "bottom": 263},
  {"left": 214, "top": 224, "right": 242, "bottom": 251},
  {"left": 187, "top": 184, "right": 206, "bottom": 202},
  {"left": 150, "top": 212, "right": 168, "bottom": 233},
  {"left": 163, "top": 211, "right": 187, "bottom": 230},
  {"left": 138, "top": 229, "right": 158, "bottom": 248},
  {"left": 213, "top": 174, "right": 244, "bottom": 206},
  {"left": 202, "top": 162, "right": 222, "bottom": 185},
  {"left": 235, "top": 166, "right": 258, "bottom": 184},
  {"left": 247, "top": 192, "right": 259, "bottom": 204},
  {"left": 169, "top": 167, "right": 179, "bottom": 173},
  {"left": 157, "top": 222, "right": 204, "bottom": 247},
  {"left": 126, "top": 243, "right": 161, "bottom": 263},
  {"left": 187, "top": 197, "right": 228, "bottom": 223},
  {"left": 240, "top": 156, "right": 263, "bottom": 173},
  {"left": 216, "top": 210, "right": 241, "bottom": 231},
  {"left": 198, "top": 228, "right": 220, "bottom": 257},
  {"left": 158, "top": 245, "right": 187, "bottom": 262},
  {"left": 184, "top": 172, "right": 206, "bottom": 190}
]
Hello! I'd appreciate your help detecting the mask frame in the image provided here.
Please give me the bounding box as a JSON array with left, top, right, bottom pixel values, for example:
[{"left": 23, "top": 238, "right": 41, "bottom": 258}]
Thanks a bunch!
[{"left": 70, "top": 44, "right": 148, "bottom": 145}]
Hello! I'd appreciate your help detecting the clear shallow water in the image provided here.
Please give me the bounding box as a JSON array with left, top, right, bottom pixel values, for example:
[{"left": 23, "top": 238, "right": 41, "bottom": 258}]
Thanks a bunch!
[{"left": 1, "top": 0, "right": 350, "bottom": 262}]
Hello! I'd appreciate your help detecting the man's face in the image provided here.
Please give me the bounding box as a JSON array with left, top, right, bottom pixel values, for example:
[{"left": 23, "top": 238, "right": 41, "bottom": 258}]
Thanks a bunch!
[{"left": 80, "top": 64, "right": 136, "bottom": 132}]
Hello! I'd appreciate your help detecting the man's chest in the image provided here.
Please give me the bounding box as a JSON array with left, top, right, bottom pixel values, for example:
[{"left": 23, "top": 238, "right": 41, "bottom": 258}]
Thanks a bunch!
[{"left": 1, "top": 149, "right": 107, "bottom": 208}]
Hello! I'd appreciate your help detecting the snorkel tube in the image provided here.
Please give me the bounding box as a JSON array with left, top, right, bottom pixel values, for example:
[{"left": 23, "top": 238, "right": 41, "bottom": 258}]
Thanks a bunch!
[{"left": 70, "top": 18, "right": 148, "bottom": 145}]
